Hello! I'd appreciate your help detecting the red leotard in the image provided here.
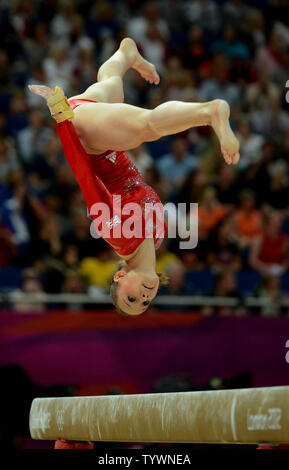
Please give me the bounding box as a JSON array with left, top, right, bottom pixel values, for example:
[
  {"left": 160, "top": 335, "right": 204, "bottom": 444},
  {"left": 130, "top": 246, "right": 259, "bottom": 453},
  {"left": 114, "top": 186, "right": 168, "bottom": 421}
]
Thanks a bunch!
[{"left": 54, "top": 98, "right": 167, "bottom": 256}]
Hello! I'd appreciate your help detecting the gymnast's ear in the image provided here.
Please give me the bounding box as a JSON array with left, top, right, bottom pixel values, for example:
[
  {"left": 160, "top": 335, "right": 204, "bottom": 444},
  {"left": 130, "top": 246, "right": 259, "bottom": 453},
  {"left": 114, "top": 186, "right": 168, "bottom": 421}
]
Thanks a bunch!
[{"left": 112, "top": 270, "right": 127, "bottom": 282}]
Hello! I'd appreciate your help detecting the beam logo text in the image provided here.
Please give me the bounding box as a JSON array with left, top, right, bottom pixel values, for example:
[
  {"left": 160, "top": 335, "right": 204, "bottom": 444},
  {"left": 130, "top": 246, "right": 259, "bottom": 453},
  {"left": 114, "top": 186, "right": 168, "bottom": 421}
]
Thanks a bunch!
[{"left": 247, "top": 408, "right": 282, "bottom": 431}]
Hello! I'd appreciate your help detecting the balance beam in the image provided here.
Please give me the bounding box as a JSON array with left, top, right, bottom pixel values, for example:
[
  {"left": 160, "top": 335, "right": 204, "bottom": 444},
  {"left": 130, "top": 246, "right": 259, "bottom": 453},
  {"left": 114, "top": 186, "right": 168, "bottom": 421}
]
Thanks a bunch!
[{"left": 29, "top": 386, "right": 289, "bottom": 444}]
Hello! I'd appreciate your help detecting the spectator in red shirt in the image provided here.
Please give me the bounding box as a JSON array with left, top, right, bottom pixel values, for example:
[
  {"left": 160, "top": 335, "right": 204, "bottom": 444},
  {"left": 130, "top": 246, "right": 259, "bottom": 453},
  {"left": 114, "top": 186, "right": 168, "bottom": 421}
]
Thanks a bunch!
[{"left": 249, "top": 211, "right": 289, "bottom": 276}]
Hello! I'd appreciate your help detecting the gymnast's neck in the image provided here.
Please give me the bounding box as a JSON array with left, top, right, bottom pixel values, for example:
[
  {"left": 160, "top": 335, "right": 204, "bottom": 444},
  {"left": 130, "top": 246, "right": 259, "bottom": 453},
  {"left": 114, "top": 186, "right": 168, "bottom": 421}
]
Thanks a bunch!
[{"left": 120, "top": 238, "right": 157, "bottom": 275}]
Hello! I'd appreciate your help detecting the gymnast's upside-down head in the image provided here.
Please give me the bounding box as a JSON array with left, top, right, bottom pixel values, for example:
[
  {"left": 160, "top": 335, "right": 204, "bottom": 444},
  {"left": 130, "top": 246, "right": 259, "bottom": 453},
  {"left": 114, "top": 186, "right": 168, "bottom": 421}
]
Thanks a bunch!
[{"left": 110, "top": 261, "right": 168, "bottom": 316}]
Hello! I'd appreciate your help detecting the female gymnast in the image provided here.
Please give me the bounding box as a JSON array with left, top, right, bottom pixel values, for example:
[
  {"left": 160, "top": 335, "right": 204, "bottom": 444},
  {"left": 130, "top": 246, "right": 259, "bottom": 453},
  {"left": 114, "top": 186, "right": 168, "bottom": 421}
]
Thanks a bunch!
[{"left": 29, "top": 38, "right": 240, "bottom": 316}]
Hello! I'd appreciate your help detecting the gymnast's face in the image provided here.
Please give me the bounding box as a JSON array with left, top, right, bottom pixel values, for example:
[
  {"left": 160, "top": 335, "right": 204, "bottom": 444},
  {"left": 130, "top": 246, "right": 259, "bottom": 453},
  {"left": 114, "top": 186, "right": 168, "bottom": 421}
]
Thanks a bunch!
[{"left": 114, "top": 270, "right": 159, "bottom": 315}]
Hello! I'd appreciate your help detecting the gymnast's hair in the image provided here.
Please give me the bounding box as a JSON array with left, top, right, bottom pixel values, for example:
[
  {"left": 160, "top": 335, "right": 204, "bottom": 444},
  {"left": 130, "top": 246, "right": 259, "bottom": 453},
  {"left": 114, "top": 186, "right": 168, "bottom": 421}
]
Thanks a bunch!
[{"left": 110, "top": 260, "right": 169, "bottom": 316}]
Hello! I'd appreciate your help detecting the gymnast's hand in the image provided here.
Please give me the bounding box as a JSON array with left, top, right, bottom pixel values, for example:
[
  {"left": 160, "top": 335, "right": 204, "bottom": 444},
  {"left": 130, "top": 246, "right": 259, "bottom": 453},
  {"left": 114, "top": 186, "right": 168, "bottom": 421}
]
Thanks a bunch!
[
  {"left": 28, "top": 84, "right": 55, "bottom": 101},
  {"left": 28, "top": 85, "right": 74, "bottom": 123}
]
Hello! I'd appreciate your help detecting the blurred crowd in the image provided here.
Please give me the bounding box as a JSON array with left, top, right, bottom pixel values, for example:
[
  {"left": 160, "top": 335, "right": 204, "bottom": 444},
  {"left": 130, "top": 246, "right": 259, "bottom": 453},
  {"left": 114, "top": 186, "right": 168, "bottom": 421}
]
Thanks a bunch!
[{"left": 0, "top": 0, "right": 289, "bottom": 314}]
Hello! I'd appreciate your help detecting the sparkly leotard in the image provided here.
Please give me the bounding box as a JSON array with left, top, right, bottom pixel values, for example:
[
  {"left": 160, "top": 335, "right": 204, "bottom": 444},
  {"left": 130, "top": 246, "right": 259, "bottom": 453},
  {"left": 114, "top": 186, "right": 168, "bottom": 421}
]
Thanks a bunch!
[{"left": 54, "top": 98, "right": 167, "bottom": 256}]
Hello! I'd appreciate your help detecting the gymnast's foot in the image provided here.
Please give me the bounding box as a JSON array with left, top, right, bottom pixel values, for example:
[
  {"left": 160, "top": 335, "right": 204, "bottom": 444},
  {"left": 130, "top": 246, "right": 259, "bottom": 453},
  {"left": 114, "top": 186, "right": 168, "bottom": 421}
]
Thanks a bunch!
[
  {"left": 120, "top": 37, "right": 160, "bottom": 85},
  {"left": 211, "top": 99, "right": 240, "bottom": 165}
]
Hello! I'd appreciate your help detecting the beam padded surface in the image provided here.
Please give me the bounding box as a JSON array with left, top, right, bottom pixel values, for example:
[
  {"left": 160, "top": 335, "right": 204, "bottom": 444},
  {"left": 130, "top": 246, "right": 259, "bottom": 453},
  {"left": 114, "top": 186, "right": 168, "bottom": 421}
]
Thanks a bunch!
[{"left": 30, "top": 387, "right": 289, "bottom": 444}]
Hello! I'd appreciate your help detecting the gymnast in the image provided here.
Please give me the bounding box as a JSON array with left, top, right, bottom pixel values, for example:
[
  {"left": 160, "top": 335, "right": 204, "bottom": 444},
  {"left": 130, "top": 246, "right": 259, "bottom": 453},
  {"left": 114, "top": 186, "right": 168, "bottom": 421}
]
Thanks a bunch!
[{"left": 28, "top": 38, "right": 239, "bottom": 316}]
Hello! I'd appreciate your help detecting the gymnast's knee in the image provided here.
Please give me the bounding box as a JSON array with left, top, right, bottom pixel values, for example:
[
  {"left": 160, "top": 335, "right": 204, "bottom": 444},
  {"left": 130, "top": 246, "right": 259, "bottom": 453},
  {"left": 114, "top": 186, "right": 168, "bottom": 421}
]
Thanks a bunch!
[
  {"left": 100, "top": 76, "right": 124, "bottom": 103},
  {"left": 145, "top": 110, "right": 162, "bottom": 141}
]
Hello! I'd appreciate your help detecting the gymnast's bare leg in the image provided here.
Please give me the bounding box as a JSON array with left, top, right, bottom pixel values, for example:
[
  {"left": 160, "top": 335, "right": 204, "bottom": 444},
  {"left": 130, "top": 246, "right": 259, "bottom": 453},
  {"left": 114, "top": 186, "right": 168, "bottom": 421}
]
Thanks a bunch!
[{"left": 29, "top": 38, "right": 239, "bottom": 165}]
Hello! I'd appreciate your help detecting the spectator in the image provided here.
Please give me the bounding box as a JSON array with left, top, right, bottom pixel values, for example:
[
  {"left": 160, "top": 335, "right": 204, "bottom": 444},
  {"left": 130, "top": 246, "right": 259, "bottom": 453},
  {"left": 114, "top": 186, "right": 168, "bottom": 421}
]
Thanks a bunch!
[
  {"left": 267, "top": 160, "right": 289, "bottom": 211},
  {"left": 157, "top": 137, "right": 198, "bottom": 189},
  {"left": 177, "top": 169, "right": 208, "bottom": 206},
  {"left": 246, "top": 9, "right": 266, "bottom": 49},
  {"left": 86, "top": 1, "right": 119, "bottom": 43},
  {"left": 203, "top": 269, "right": 245, "bottom": 316},
  {"left": 63, "top": 209, "right": 99, "bottom": 260},
  {"left": 0, "top": 225, "right": 17, "bottom": 267},
  {"left": 245, "top": 69, "right": 279, "bottom": 109},
  {"left": 234, "top": 189, "right": 262, "bottom": 247},
  {"left": 0, "top": 137, "right": 19, "bottom": 183},
  {"left": 29, "top": 215, "right": 63, "bottom": 263},
  {"left": 256, "top": 275, "right": 285, "bottom": 317},
  {"left": 245, "top": 141, "right": 276, "bottom": 205},
  {"left": 1, "top": 180, "right": 46, "bottom": 259},
  {"left": 62, "top": 269, "right": 86, "bottom": 294},
  {"left": 254, "top": 31, "right": 286, "bottom": 81},
  {"left": 69, "top": 14, "right": 95, "bottom": 63},
  {"left": 197, "top": 186, "right": 227, "bottom": 240},
  {"left": 9, "top": 0, "right": 35, "bottom": 41},
  {"left": 23, "top": 22, "right": 50, "bottom": 69},
  {"left": 0, "top": 112, "right": 9, "bottom": 138},
  {"left": 80, "top": 248, "right": 118, "bottom": 292},
  {"left": 187, "top": 0, "right": 221, "bottom": 33},
  {"left": 215, "top": 164, "right": 240, "bottom": 207},
  {"left": 198, "top": 60, "right": 241, "bottom": 107},
  {"left": 49, "top": 0, "right": 77, "bottom": 42},
  {"left": 178, "top": 249, "right": 205, "bottom": 271},
  {"left": 47, "top": 163, "right": 76, "bottom": 216},
  {"left": 236, "top": 118, "right": 264, "bottom": 171},
  {"left": 162, "top": 55, "right": 197, "bottom": 102},
  {"left": 0, "top": 49, "right": 12, "bottom": 91},
  {"left": 183, "top": 25, "right": 208, "bottom": 70},
  {"left": 207, "top": 218, "right": 242, "bottom": 271},
  {"left": 211, "top": 24, "right": 250, "bottom": 61},
  {"left": 61, "top": 244, "right": 80, "bottom": 270},
  {"left": 17, "top": 109, "right": 53, "bottom": 164},
  {"left": 6, "top": 93, "right": 28, "bottom": 136},
  {"left": 12, "top": 268, "right": 45, "bottom": 313},
  {"left": 74, "top": 39, "right": 97, "bottom": 92},
  {"left": 34, "top": 134, "right": 64, "bottom": 183},
  {"left": 223, "top": 0, "right": 250, "bottom": 29},
  {"left": 43, "top": 42, "right": 75, "bottom": 93},
  {"left": 214, "top": 269, "right": 239, "bottom": 299},
  {"left": 250, "top": 95, "right": 289, "bottom": 139},
  {"left": 249, "top": 211, "right": 289, "bottom": 276},
  {"left": 127, "top": 1, "right": 169, "bottom": 44},
  {"left": 141, "top": 21, "right": 167, "bottom": 75},
  {"left": 62, "top": 269, "right": 87, "bottom": 311}
]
